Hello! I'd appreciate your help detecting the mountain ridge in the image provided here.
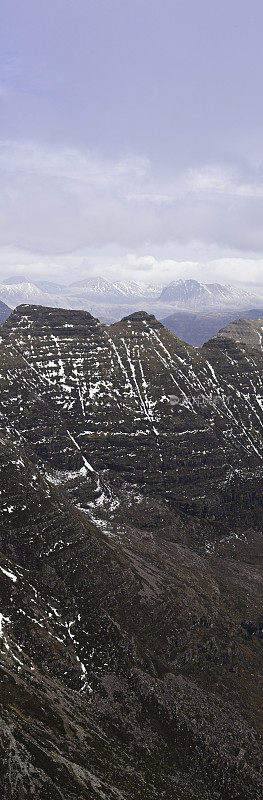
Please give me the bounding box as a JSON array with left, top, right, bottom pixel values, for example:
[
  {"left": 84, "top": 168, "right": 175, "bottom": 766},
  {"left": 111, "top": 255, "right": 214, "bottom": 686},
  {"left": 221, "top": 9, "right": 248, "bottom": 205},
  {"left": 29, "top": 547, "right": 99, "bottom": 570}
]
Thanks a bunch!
[{"left": 0, "top": 303, "right": 262, "bottom": 799}]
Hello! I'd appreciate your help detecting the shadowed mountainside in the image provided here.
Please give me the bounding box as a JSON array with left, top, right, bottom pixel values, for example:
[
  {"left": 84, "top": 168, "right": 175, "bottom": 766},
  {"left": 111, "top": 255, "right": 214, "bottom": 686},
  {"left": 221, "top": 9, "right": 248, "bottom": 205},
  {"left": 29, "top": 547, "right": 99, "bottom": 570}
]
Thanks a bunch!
[
  {"left": 0, "top": 299, "right": 11, "bottom": 324},
  {"left": 162, "top": 307, "right": 263, "bottom": 346}
]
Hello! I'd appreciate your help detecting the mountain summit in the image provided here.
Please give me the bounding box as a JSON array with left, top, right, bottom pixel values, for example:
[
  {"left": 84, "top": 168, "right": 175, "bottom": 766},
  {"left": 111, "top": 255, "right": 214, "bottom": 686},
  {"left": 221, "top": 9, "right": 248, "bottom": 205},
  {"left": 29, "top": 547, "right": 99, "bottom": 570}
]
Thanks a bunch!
[{"left": 159, "top": 278, "right": 259, "bottom": 309}]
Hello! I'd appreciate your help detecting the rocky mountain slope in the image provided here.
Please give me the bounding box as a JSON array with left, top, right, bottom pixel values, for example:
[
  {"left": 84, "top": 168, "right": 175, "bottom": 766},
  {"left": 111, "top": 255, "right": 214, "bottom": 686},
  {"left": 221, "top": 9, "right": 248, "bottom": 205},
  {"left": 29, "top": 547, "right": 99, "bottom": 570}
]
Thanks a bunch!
[
  {"left": 212, "top": 316, "right": 263, "bottom": 351},
  {"left": 0, "top": 305, "right": 262, "bottom": 799}
]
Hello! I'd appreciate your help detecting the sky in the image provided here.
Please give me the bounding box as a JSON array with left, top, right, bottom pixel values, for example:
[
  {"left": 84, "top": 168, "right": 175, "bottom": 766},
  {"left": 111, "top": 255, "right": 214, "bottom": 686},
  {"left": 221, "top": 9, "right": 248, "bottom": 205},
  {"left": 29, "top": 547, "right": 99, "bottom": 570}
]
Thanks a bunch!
[{"left": 0, "top": 0, "right": 263, "bottom": 290}]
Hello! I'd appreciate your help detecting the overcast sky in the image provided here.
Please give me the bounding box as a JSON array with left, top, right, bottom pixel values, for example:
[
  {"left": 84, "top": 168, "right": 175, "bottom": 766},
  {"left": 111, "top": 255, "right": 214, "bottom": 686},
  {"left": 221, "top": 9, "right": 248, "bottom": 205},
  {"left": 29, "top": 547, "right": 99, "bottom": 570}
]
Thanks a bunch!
[{"left": 1, "top": 0, "right": 263, "bottom": 289}]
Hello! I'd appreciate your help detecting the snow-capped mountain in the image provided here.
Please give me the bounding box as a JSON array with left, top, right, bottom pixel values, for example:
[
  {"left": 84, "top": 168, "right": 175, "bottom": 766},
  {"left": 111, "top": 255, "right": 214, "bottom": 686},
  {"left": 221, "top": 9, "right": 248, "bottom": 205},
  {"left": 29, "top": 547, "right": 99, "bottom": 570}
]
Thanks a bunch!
[
  {"left": 110, "top": 280, "right": 162, "bottom": 299},
  {"left": 0, "top": 277, "right": 68, "bottom": 309},
  {"left": 159, "top": 279, "right": 260, "bottom": 310},
  {"left": 33, "top": 280, "right": 65, "bottom": 294},
  {"left": 3, "top": 274, "right": 29, "bottom": 284},
  {"left": 0, "top": 281, "right": 55, "bottom": 309},
  {"left": 69, "top": 276, "right": 112, "bottom": 295},
  {"left": 0, "top": 275, "right": 262, "bottom": 321},
  {"left": 68, "top": 276, "right": 162, "bottom": 301}
]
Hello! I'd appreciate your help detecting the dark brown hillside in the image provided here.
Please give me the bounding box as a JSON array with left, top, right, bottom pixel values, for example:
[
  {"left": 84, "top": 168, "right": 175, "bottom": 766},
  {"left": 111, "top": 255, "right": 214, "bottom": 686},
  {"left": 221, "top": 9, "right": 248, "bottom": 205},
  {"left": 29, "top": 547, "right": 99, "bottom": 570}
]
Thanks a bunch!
[
  {"left": 0, "top": 305, "right": 262, "bottom": 798},
  {"left": 208, "top": 315, "right": 263, "bottom": 350},
  {"left": 1, "top": 305, "right": 262, "bottom": 529}
]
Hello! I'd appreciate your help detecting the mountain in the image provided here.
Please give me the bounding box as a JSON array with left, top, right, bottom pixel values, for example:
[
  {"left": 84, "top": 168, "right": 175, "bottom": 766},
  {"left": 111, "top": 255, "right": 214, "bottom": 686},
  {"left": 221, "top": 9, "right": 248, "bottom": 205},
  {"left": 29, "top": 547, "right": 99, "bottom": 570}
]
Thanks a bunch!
[
  {"left": 112, "top": 280, "right": 163, "bottom": 299},
  {"left": 212, "top": 316, "right": 263, "bottom": 350},
  {"left": 65, "top": 276, "right": 262, "bottom": 313},
  {"left": 68, "top": 276, "right": 163, "bottom": 302},
  {"left": 0, "top": 276, "right": 164, "bottom": 320},
  {"left": 159, "top": 279, "right": 260, "bottom": 310},
  {"left": 33, "top": 279, "right": 65, "bottom": 293},
  {"left": 0, "top": 299, "right": 11, "bottom": 324},
  {"left": 0, "top": 280, "right": 59, "bottom": 309},
  {"left": 2, "top": 274, "right": 29, "bottom": 284},
  {"left": 1, "top": 275, "right": 262, "bottom": 325},
  {"left": 69, "top": 275, "right": 113, "bottom": 294},
  {"left": 2, "top": 276, "right": 65, "bottom": 295},
  {"left": 0, "top": 304, "right": 262, "bottom": 799},
  {"left": 162, "top": 308, "right": 263, "bottom": 346}
]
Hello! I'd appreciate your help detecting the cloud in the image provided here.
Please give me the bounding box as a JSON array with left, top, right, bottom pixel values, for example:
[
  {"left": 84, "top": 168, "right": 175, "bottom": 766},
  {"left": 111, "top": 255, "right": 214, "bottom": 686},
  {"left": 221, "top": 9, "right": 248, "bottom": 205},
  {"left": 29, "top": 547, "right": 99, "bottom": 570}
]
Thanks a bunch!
[
  {"left": 0, "top": 139, "right": 263, "bottom": 288},
  {"left": 0, "top": 140, "right": 149, "bottom": 185}
]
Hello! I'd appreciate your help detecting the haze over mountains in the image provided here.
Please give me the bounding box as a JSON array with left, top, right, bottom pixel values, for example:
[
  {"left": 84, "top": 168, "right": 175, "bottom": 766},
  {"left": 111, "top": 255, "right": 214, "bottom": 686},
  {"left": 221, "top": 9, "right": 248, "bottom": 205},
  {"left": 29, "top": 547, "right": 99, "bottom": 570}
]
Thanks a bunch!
[
  {"left": 0, "top": 299, "right": 11, "bottom": 325},
  {"left": 1, "top": 274, "right": 262, "bottom": 311},
  {"left": 0, "top": 274, "right": 262, "bottom": 330},
  {"left": 1, "top": 274, "right": 263, "bottom": 345},
  {"left": 162, "top": 308, "right": 263, "bottom": 346}
]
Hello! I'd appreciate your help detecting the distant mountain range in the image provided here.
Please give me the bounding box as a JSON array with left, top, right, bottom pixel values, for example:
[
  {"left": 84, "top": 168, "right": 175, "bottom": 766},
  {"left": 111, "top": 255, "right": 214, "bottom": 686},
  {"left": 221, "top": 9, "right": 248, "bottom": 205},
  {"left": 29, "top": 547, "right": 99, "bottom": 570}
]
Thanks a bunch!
[
  {"left": 0, "top": 275, "right": 262, "bottom": 322},
  {"left": 69, "top": 276, "right": 163, "bottom": 300}
]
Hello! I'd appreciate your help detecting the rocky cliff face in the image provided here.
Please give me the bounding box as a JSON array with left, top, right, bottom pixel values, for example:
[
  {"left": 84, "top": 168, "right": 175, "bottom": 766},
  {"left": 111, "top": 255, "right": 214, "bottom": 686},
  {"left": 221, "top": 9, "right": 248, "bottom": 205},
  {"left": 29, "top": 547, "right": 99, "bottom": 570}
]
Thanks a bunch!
[{"left": 0, "top": 305, "right": 262, "bottom": 799}]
